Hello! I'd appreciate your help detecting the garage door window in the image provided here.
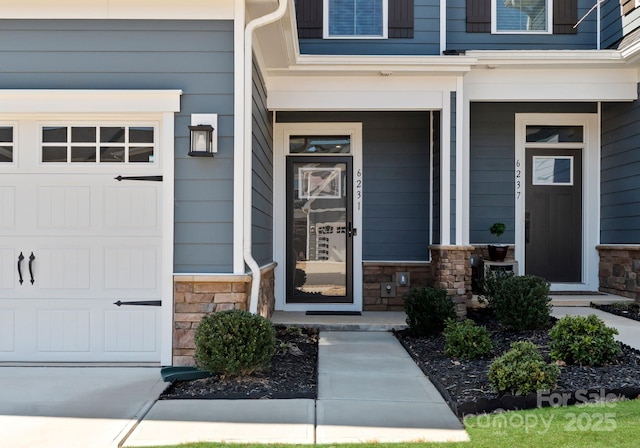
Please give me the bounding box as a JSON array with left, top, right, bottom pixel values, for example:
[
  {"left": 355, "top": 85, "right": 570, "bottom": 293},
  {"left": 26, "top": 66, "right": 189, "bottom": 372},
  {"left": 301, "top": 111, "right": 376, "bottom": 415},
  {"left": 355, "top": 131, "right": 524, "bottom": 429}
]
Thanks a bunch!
[
  {"left": 0, "top": 126, "right": 13, "bottom": 163},
  {"left": 42, "top": 125, "right": 155, "bottom": 163}
]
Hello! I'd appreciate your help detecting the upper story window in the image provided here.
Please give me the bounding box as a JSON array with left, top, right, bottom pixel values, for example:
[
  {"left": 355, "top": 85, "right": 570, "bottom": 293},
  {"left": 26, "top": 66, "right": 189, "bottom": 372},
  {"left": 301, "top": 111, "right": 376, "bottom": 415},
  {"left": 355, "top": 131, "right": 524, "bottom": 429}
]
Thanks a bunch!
[
  {"left": 325, "top": 0, "right": 387, "bottom": 39},
  {"left": 493, "top": 0, "right": 551, "bottom": 33},
  {"left": 467, "top": 0, "right": 576, "bottom": 35},
  {"left": 0, "top": 126, "right": 14, "bottom": 163},
  {"left": 296, "top": 0, "right": 413, "bottom": 39}
]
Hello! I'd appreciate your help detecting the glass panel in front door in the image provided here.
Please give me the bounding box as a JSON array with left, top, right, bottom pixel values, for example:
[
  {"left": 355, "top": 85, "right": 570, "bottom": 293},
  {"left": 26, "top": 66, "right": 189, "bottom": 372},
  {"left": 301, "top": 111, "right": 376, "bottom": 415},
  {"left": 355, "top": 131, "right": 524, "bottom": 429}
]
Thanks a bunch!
[{"left": 286, "top": 157, "right": 352, "bottom": 303}]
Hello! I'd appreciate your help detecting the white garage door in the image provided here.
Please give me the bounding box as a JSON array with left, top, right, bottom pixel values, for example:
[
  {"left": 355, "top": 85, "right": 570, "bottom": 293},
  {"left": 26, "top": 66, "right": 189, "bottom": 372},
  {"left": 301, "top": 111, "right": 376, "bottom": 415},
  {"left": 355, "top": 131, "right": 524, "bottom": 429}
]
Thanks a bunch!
[{"left": 0, "top": 121, "right": 163, "bottom": 362}]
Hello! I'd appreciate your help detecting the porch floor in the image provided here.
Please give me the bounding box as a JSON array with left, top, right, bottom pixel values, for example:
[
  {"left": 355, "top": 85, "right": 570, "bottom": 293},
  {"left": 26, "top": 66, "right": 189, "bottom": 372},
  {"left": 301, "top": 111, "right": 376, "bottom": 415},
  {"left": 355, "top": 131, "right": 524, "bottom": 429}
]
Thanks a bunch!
[
  {"left": 270, "top": 311, "right": 408, "bottom": 331},
  {"left": 272, "top": 293, "right": 635, "bottom": 329}
]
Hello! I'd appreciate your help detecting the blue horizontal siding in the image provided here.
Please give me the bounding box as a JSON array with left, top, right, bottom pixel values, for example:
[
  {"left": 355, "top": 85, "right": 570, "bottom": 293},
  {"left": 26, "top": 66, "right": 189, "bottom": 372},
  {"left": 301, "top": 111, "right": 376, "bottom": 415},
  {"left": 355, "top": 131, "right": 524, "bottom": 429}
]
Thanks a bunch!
[
  {"left": 469, "top": 102, "right": 597, "bottom": 244},
  {"left": 298, "top": 0, "right": 440, "bottom": 55},
  {"left": 0, "top": 19, "right": 236, "bottom": 273},
  {"left": 447, "top": 0, "right": 597, "bottom": 50},
  {"left": 277, "top": 111, "right": 431, "bottom": 261},
  {"left": 252, "top": 59, "right": 274, "bottom": 266},
  {"left": 601, "top": 86, "right": 640, "bottom": 244}
]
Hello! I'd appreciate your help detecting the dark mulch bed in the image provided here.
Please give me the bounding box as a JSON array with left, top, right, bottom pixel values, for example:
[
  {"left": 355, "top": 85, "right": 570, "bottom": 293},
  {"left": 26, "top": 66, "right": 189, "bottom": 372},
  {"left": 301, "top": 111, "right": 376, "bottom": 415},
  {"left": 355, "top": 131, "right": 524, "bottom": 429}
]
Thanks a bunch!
[
  {"left": 160, "top": 326, "right": 318, "bottom": 400},
  {"left": 592, "top": 302, "right": 640, "bottom": 322},
  {"left": 396, "top": 308, "right": 640, "bottom": 417}
]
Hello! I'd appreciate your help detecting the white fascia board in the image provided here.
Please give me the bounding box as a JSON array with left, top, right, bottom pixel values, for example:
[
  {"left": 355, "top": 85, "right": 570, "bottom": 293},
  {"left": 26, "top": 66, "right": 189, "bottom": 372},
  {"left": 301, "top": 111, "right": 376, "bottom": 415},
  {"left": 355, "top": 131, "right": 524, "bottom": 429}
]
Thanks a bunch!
[
  {"left": 0, "top": 0, "right": 234, "bottom": 19},
  {"left": 0, "top": 90, "right": 182, "bottom": 113},
  {"left": 467, "top": 50, "right": 626, "bottom": 66},
  {"left": 267, "top": 75, "right": 457, "bottom": 110},
  {"left": 465, "top": 68, "right": 638, "bottom": 102}
]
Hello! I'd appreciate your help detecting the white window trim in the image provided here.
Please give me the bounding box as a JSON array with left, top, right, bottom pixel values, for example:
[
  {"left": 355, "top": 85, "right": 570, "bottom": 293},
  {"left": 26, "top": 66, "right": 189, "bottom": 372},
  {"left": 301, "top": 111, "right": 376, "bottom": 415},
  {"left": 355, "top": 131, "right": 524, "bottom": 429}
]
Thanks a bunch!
[
  {"left": 491, "top": 0, "right": 553, "bottom": 35},
  {"left": 514, "top": 113, "right": 599, "bottom": 292},
  {"left": 274, "top": 122, "right": 363, "bottom": 312},
  {"left": 323, "top": 0, "right": 389, "bottom": 39}
]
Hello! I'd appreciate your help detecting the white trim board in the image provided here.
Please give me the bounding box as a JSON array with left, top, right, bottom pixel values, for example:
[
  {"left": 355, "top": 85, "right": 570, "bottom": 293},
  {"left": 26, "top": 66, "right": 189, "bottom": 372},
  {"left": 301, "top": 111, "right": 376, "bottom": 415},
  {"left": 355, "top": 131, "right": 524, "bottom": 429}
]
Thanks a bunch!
[
  {"left": 273, "top": 122, "right": 363, "bottom": 312},
  {"left": 0, "top": 0, "right": 234, "bottom": 19},
  {"left": 514, "top": 113, "right": 599, "bottom": 292}
]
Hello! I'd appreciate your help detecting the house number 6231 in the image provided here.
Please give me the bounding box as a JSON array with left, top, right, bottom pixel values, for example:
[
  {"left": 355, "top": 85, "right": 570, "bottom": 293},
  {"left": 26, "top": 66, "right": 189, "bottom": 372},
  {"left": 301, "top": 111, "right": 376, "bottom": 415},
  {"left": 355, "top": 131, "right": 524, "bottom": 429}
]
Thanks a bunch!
[{"left": 515, "top": 160, "right": 522, "bottom": 200}]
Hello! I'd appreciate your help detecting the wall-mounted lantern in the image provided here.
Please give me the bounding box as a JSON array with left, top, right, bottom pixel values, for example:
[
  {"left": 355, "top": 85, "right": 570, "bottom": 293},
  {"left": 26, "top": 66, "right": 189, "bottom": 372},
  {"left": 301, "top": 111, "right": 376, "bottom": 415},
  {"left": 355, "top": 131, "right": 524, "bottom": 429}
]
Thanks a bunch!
[{"left": 188, "top": 114, "right": 218, "bottom": 157}]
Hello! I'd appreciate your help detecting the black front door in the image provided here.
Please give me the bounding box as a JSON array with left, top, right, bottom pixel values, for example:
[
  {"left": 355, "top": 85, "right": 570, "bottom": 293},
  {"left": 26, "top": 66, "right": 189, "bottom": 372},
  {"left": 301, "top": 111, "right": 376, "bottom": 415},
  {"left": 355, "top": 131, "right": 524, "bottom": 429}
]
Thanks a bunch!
[
  {"left": 525, "top": 149, "right": 582, "bottom": 282},
  {"left": 286, "top": 156, "right": 353, "bottom": 303}
]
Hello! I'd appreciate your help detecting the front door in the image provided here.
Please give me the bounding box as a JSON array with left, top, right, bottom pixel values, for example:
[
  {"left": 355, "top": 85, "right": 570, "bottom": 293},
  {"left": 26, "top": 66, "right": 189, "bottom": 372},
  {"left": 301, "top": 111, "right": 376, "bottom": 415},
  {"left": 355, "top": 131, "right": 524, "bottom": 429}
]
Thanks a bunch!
[
  {"left": 525, "top": 148, "right": 582, "bottom": 282},
  {"left": 286, "top": 156, "right": 353, "bottom": 303}
]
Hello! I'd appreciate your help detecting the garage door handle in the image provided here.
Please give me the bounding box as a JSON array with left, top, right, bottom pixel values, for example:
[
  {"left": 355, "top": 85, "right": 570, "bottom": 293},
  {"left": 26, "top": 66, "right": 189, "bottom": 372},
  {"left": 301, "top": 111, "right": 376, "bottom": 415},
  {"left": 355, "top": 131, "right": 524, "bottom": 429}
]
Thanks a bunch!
[
  {"left": 17, "top": 252, "right": 24, "bottom": 285},
  {"left": 28, "top": 252, "right": 35, "bottom": 285}
]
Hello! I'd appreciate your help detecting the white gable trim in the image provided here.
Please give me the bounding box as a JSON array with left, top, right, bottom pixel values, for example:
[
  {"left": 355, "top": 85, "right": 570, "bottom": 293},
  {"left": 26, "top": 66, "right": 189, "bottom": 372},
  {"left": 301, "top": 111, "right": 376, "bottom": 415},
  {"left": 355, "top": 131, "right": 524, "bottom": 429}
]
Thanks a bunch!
[
  {"left": 0, "top": 0, "right": 234, "bottom": 20},
  {"left": 0, "top": 90, "right": 182, "bottom": 114}
]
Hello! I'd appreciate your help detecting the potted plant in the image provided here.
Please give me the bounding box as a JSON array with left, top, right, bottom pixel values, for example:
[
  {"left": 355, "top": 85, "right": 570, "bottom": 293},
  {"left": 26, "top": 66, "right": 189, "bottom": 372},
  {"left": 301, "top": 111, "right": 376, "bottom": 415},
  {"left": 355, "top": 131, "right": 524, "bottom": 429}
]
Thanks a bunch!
[{"left": 488, "top": 222, "right": 508, "bottom": 262}]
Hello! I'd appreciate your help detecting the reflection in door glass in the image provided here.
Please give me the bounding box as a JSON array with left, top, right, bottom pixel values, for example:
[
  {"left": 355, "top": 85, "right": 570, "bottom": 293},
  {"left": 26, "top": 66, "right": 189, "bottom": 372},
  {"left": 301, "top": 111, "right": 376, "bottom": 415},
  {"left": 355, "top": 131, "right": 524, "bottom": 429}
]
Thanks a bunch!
[
  {"left": 290, "top": 136, "right": 350, "bottom": 154},
  {"left": 291, "top": 162, "right": 348, "bottom": 300},
  {"left": 533, "top": 156, "right": 573, "bottom": 185}
]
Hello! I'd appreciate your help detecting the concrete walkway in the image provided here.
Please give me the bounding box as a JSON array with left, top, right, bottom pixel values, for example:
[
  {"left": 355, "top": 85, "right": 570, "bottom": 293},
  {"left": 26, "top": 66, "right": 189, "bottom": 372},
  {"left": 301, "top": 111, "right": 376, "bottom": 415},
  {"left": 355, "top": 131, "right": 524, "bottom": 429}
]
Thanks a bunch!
[
  {"left": 0, "top": 367, "right": 164, "bottom": 448},
  {"left": 125, "top": 331, "right": 468, "bottom": 446}
]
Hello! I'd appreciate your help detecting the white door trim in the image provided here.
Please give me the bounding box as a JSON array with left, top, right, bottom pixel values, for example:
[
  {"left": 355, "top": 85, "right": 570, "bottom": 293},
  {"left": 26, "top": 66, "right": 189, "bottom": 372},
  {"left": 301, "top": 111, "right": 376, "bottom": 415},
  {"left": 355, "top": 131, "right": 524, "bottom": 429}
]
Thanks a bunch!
[
  {"left": 514, "top": 113, "right": 599, "bottom": 291},
  {"left": 274, "top": 122, "right": 363, "bottom": 312}
]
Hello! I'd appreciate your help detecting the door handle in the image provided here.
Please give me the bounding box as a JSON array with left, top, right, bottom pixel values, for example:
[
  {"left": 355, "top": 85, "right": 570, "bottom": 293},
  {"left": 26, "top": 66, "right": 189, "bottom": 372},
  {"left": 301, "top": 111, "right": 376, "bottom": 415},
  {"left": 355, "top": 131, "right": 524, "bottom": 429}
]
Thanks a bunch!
[
  {"left": 347, "top": 222, "right": 357, "bottom": 238},
  {"left": 525, "top": 212, "right": 531, "bottom": 244},
  {"left": 17, "top": 252, "right": 24, "bottom": 285},
  {"left": 28, "top": 252, "right": 35, "bottom": 285}
]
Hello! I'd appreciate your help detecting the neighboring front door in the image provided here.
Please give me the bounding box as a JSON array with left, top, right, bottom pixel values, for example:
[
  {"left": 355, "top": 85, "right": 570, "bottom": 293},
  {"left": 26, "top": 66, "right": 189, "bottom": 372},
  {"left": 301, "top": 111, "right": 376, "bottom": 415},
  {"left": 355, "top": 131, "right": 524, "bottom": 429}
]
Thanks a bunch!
[
  {"left": 286, "top": 156, "right": 353, "bottom": 303},
  {"left": 525, "top": 148, "right": 582, "bottom": 282}
]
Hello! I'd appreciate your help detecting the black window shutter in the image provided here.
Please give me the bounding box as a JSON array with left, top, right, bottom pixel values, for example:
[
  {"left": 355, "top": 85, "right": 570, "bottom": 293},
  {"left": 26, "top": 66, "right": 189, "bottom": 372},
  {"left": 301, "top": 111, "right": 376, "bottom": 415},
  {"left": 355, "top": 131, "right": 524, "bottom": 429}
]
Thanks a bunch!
[
  {"left": 554, "top": 0, "right": 578, "bottom": 34},
  {"left": 466, "top": 0, "right": 491, "bottom": 33},
  {"left": 388, "top": 0, "right": 414, "bottom": 38},
  {"left": 295, "top": 0, "right": 323, "bottom": 39}
]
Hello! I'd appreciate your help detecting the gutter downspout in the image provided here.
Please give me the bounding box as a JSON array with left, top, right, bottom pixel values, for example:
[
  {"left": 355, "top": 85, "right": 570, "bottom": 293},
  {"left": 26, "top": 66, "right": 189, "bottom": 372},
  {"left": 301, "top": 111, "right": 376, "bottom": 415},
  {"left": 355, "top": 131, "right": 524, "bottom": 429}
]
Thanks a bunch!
[{"left": 244, "top": 0, "right": 288, "bottom": 314}]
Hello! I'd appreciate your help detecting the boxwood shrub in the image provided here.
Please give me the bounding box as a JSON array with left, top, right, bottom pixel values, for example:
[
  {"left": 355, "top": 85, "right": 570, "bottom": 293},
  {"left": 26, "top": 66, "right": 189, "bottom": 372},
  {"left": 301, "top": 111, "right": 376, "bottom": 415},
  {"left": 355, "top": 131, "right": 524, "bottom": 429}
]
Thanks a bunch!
[
  {"left": 549, "top": 314, "right": 621, "bottom": 366},
  {"left": 491, "top": 275, "right": 552, "bottom": 331},
  {"left": 443, "top": 319, "right": 493, "bottom": 359},
  {"left": 194, "top": 309, "right": 275, "bottom": 377},
  {"left": 488, "top": 341, "right": 560, "bottom": 396},
  {"left": 403, "top": 287, "right": 456, "bottom": 336}
]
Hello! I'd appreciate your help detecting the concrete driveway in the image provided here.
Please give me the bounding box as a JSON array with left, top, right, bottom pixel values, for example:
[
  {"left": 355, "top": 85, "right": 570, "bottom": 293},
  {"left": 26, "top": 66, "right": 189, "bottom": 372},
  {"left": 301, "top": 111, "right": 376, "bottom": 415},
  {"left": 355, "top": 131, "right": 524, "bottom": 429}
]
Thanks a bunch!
[{"left": 0, "top": 367, "right": 165, "bottom": 448}]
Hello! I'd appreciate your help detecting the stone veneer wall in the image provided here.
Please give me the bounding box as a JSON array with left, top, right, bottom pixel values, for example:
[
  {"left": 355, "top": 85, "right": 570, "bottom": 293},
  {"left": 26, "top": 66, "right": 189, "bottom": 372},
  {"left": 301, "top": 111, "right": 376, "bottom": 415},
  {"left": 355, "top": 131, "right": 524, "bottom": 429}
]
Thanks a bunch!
[
  {"left": 598, "top": 246, "right": 640, "bottom": 301},
  {"left": 362, "top": 263, "right": 431, "bottom": 311},
  {"left": 172, "top": 264, "right": 276, "bottom": 366},
  {"left": 429, "top": 245, "right": 474, "bottom": 318}
]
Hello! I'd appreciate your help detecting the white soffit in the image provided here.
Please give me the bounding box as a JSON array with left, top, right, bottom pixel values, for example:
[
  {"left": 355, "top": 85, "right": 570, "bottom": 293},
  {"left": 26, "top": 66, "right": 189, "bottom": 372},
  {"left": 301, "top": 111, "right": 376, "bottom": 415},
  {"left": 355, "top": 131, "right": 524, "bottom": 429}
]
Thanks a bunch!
[
  {"left": 465, "top": 68, "right": 638, "bottom": 102},
  {"left": 0, "top": 90, "right": 183, "bottom": 113},
  {"left": 0, "top": 0, "right": 234, "bottom": 19},
  {"left": 267, "top": 76, "right": 457, "bottom": 110}
]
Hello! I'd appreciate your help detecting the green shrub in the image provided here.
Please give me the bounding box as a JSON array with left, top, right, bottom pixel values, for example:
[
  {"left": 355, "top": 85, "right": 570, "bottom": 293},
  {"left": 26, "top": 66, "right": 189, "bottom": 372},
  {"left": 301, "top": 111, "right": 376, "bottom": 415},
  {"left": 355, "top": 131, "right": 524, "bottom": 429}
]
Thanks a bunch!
[
  {"left": 549, "top": 314, "right": 621, "bottom": 366},
  {"left": 491, "top": 275, "right": 552, "bottom": 331},
  {"left": 443, "top": 319, "right": 493, "bottom": 359},
  {"left": 403, "top": 287, "right": 456, "bottom": 336},
  {"left": 477, "top": 269, "right": 514, "bottom": 304},
  {"left": 488, "top": 341, "right": 560, "bottom": 396},
  {"left": 194, "top": 310, "right": 276, "bottom": 377}
]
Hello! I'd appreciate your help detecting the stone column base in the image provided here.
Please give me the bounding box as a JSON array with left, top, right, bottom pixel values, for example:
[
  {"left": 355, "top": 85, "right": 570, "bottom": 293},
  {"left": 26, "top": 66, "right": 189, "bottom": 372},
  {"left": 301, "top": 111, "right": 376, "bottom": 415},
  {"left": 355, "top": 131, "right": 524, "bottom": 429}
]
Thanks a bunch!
[
  {"left": 597, "top": 245, "right": 640, "bottom": 301},
  {"left": 429, "top": 245, "right": 475, "bottom": 318},
  {"left": 172, "top": 263, "right": 276, "bottom": 366}
]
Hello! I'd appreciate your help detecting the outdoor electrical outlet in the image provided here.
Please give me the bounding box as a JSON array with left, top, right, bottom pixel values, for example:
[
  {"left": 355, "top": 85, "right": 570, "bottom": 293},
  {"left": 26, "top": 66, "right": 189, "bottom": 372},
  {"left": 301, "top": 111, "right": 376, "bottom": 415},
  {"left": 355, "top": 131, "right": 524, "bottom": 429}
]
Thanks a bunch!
[
  {"left": 397, "top": 272, "right": 410, "bottom": 286},
  {"left": 382, "top": 282, "right": 396, "bottom": 297}
]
